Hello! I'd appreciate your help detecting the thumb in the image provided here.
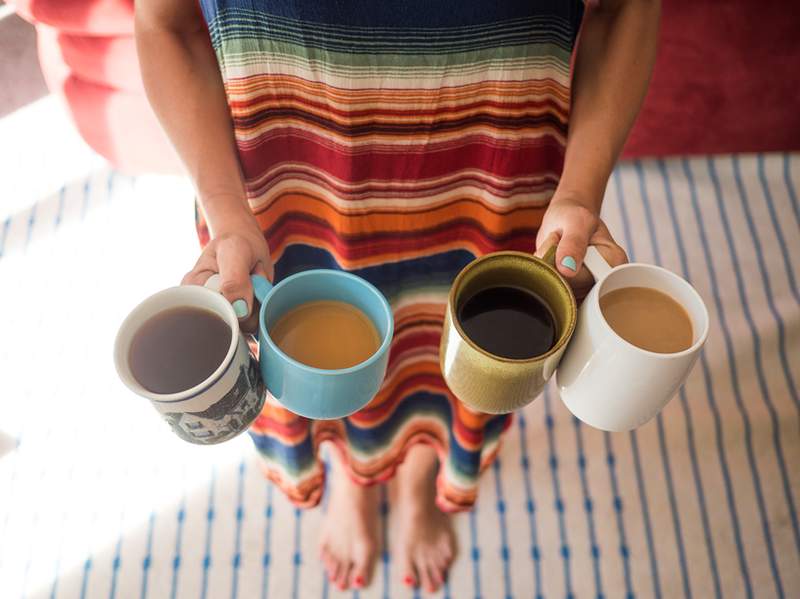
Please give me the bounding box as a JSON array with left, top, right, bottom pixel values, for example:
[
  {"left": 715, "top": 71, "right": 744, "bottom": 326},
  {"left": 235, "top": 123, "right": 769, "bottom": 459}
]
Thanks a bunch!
[
  {"left": 555, "top": 224, "right": 594, "bottom": 278},
  {"left": 216, "top": 240, "right": 255, "bottom": 320}
]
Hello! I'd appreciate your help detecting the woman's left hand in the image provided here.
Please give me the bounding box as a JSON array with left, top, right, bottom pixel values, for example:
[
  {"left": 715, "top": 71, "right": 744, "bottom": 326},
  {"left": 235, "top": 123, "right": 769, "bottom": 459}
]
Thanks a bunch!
[{"left": 535, "top": 191, "right": 628, "bottom": 299}]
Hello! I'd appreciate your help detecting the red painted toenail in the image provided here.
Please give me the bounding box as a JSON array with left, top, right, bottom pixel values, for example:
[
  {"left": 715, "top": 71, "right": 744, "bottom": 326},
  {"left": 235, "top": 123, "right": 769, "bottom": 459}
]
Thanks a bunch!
[
  {"left": 354, "top": 575, "right": 365, "bottom": 587},
  {"left": 403, "top": 575, "right": 415, "bottom": 586}
]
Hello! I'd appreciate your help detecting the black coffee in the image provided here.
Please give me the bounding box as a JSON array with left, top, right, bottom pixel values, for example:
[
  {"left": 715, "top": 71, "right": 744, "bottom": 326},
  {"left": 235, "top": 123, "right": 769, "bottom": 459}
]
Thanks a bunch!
[
  {"left": 457, "top": 286, "right": 556, "bottom": 359},
  {"left": 129, "top": 307, "right": 232, "bottom": 394}
]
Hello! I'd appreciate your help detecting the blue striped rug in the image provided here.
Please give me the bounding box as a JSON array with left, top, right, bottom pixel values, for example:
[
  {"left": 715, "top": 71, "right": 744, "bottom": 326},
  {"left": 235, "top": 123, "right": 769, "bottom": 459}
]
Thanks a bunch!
[{"left": 0, "top": 154, "right": 797, "bottom": 599}]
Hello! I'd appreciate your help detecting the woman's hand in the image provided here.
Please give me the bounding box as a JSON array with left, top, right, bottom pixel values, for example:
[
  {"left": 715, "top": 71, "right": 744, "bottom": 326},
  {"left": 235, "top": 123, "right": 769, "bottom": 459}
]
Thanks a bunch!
[
  {"left": 535, "top": 191, "right": 628, "bottom": 299},
  {"left": 182, "top": 207, "right": 273, "bottom": 332}
]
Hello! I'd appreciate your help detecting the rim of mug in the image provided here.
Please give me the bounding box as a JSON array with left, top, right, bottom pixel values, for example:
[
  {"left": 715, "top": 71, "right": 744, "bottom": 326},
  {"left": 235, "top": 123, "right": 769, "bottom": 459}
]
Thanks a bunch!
[
  {"left": 258, "top": 269, "right": 395, "bottom": 376},
  {"left": 449, "top": 250, "right": 578, "bottom": 364},
  {"left": 114, "top": 285, "right": 240, "bottom": 403},
  {"left": 594, "top": 262, "right": 710, "bottom": 359}
]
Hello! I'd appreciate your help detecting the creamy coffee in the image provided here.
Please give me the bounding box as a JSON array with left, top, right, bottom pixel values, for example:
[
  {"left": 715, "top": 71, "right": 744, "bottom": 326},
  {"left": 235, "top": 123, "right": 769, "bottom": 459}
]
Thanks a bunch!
[
  {"left": 600, "top": 286, "right": 693, "bottom": 354},
  {"left": 269, "top": 300, "right": 381, "bottom": 369}
]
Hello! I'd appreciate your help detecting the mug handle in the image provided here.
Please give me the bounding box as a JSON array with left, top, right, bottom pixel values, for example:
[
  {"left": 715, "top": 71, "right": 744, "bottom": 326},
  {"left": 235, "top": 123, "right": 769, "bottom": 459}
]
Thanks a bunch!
[
  {"left": 540, "top": 243, "right": 558, "bottom": 268},
  {"left": 582, "top": 246, "right": 613, "bottom": 282},
  {"left": 251, "top": 275, "right": 273, "bottom": 303}
]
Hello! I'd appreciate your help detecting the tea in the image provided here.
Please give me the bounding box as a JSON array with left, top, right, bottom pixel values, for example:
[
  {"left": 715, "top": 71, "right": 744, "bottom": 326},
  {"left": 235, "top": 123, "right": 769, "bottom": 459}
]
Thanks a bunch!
[
  {"left": 600, "top": 286, "right": 693, "bottom": 353},
  {"left": 458, "top": 286, "right": 556, "bottom": 359},
  {"left": 128, "top": 307, "right": 232, "bottom": 394},
  {"left": 269, "top": 300, "right": 381, "bottom": 369}
]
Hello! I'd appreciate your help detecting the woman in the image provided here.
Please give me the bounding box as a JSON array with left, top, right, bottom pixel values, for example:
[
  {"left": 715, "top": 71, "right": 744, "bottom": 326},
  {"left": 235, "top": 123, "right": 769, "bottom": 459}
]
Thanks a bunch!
[{"left": 135, "top": 0, "right": 658, "bottom": 592}]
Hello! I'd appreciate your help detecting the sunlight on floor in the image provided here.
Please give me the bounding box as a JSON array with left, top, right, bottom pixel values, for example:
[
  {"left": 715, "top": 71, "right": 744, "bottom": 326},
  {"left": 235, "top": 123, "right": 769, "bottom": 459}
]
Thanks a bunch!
[
  {"left": 0, "top": 97, "right": 251, "bottom": 596},
  {"left": 0, "top": 95, "right": 103, "bottom": 222}
]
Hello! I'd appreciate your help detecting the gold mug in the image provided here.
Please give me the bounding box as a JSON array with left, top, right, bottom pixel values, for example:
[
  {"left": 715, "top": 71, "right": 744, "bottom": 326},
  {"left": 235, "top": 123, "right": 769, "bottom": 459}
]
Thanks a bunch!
[{"left": 439, "top": 247, "right": 577, "bottom": 413}]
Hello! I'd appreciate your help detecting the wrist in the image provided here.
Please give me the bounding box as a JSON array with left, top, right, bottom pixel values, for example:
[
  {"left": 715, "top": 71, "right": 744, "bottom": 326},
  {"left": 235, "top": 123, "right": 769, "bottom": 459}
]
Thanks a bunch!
[
  {"left": 550, "top": 187, "right": 602, "bottom": 215},
  {"left": 199, "top": 192, "right": 258, "bottom": 238}
]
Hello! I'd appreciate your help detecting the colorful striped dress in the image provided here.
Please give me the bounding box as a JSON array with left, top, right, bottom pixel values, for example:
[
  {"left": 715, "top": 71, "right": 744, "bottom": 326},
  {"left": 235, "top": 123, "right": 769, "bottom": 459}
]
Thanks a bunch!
[{"left": 197, "top": 0, "right": 584, "bottom": 512}]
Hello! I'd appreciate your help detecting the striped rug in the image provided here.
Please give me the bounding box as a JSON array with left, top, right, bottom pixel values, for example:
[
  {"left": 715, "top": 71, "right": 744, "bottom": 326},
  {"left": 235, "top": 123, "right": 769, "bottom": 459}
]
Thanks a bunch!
[{"left": 0, "top": 153, "right": 797, "bottom": 598}]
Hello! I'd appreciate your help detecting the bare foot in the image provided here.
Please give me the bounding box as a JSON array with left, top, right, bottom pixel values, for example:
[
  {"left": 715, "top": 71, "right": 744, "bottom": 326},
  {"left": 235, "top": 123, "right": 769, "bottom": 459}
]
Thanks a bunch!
[
  {"left": 319, "top": 454, "right": 381, "bottom": 590},
  {"left": 392, "top": 445, "right": 457, "bottom": 593}
]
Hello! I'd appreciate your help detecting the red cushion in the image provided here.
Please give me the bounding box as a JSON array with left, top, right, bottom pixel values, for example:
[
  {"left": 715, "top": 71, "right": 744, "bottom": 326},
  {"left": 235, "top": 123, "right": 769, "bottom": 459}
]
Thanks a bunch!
[
  {"left": 15, "top": 0, "right": 133, "bottom": 36},
  {"left": 37, "top": 24, "right": 180, "bottom": 174},
  {"left": 623, "top": 0, "right": 800, "bottom": 157},
  {"left": 58, "top": 31, "right": 144, "bottom": 93}
]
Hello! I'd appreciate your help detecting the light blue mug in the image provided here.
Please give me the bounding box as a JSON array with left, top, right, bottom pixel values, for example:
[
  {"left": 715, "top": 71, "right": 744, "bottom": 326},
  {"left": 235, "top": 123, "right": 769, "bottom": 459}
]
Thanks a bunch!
[{"left": 251, "top": 270, "right": 393, "bottom": 419}]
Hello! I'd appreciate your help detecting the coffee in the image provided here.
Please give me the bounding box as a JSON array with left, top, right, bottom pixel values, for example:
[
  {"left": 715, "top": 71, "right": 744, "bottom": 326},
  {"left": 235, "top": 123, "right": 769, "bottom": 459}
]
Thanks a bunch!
[
  {"left": 458, "top": 286, "right": 556, "bottom": 359},
  {"left": 600, "top": 286, "right": 693, "bottom": 353},
  {"left": 269, "top": 300, "right": 381, "bottom": 369},
  {"left": 129, "top": 307, "right": 232, "bottom": 394}
]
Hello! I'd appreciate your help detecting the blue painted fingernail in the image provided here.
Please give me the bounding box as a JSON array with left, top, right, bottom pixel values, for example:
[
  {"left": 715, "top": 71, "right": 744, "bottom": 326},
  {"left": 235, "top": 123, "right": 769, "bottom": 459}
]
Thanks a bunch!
[
  {"left": 561, "top": 256, "right": 577, "bottom": 271},
  {"left": 233, "top": 299, "right": 249, "bottom": 318}
]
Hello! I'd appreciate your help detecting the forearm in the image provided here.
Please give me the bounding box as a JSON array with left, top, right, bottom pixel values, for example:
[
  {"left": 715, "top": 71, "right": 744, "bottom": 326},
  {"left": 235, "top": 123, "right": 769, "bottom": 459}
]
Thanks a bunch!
[
  {"left": 135, "top": 2, "right": 253, "bottom": 235},
  {"left": 558, "top": 0, "right": 661, "bottom": 211}
]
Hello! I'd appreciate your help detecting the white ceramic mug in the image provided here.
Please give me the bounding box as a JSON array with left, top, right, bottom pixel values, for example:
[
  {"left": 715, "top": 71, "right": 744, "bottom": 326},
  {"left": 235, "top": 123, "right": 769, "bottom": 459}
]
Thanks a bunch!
[
  {"left": 556, "top": 247, "right": 709, "bottom": 431},
  {"left": 114, "top": 277, "right": 265, "bottom": 444}
]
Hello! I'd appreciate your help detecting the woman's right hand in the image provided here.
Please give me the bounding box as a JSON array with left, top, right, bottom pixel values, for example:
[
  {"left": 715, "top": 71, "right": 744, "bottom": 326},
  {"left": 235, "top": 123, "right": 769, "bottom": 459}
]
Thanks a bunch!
[{"left": 182, "top": 210, "right": 273, "bottom": 332}]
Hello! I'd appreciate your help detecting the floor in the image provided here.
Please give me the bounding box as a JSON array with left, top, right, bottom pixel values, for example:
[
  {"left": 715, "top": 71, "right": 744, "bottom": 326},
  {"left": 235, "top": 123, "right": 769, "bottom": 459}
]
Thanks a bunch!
[
  {"left": 0, "top": 11, "right": 48, "bottom": 118},
  {"left": 0, "top": 81, "right": 799, "bottom": 599}
]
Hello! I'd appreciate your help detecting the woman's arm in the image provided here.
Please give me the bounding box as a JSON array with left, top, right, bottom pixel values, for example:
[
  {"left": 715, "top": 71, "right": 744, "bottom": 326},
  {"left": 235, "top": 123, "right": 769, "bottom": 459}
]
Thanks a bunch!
[
  {"left": 537, "top": 0, "right": 660, "bottom": 279},
  {"left": 136, "top": 0, "right": 272, "bottom": 319}
]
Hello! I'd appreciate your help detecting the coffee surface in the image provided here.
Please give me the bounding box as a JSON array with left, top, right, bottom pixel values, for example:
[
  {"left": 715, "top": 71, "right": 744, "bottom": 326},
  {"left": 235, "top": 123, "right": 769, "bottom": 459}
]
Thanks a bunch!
[
  {"left": 269, "top": 300, "right": 381, "bottom": 369},
  {"left": 458, "top": 286, "right": 556, "bottom": 359},
  {"left": 600, "top": 286, "right": 693, "bottom": 353},
  {"left": 129, "top": 307, "right": 232, "bottom": 394}
]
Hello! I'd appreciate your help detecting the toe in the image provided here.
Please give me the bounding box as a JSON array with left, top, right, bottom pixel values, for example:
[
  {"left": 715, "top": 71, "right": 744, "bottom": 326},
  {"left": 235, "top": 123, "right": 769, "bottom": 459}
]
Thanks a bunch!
[
  {"left": 417, "top": 557, "right": 436, "bottom": 593},
  {"left": 335, "top": 562, "right": 353, "bottom": 591},
  {"left": 320, "top": 548, "right": 335, "bottom": 581},
  {"left": 400, "top": 553, "right": 418, "bottom": 588},
  {"left": 326, "top": 556, "right": 340, "bottom": 584},
  {"left": 351, "top": 542, "right": 376, "bottom": 589},
  {"left": 427, "top": 560, "right": 444, "bottom": 592}
]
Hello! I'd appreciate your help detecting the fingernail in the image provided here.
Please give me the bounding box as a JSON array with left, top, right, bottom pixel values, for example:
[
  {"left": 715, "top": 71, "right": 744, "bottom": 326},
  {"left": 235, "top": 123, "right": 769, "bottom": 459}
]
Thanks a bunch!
[
  {"left": 561, "top": 256, "right": 577, "bottom": 271},
  {"left": 232, "top": 299, "right": 249, "bottom": 318},
  {"left": 403, "top": 575, "right": 415, "bottom": 586},
  {"left": 354, "top": 575, "right": 365, "bottom": 587}
]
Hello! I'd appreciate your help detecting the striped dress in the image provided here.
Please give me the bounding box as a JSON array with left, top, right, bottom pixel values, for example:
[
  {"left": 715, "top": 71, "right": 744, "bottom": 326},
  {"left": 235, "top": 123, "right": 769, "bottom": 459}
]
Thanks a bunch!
[{"left": 197, "top": 0, "right": 584, "bottom": 512}]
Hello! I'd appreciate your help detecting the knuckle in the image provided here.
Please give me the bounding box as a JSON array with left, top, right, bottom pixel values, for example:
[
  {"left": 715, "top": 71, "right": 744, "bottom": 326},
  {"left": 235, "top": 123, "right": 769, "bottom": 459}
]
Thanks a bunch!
[{"left": 220, "top": 279, "right": 246, "bottom": 296}]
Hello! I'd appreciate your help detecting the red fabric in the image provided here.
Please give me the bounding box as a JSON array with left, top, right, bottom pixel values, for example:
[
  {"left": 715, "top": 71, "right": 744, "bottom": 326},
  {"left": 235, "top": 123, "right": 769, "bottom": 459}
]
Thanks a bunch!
[
  {"left": 37, "top": 25, "right": 180, "bottom": 174},
  {"left": 57, "top": 32, "right": 143, "bottom": 93},
  {"left": 622, "top": 0, "right": 800, "bottom": 157},
  {"left": 14, "top": 0, "right": 133, "bottom": 36}
]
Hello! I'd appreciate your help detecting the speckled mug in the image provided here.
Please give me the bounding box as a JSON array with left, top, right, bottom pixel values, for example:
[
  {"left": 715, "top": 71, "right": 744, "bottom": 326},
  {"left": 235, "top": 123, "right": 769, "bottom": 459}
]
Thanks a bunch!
[{"left": 440, "top": 248, "right": 576, "bottom": 414}]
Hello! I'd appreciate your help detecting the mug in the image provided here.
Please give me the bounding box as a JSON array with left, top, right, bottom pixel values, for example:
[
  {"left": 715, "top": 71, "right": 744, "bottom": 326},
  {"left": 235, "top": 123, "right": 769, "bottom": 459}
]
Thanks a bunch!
[
  {"left": 439, "top": 248, "right": 577, "bottom": 414},
  {"left": 253, "top": 269, "right": 393, "bottom": 419},
  {"left": 114, "top": 279, "right": 266, "bottom": 445},
  {"left": 556, "top": 247, "right": 709, "bottom": 431}
]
